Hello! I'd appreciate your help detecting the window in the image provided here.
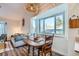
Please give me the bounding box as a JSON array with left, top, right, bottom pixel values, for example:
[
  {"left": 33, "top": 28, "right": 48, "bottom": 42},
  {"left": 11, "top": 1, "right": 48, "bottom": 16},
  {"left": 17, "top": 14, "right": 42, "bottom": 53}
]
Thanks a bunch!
[
  {"left": 39, "top": 13, "right": 64, "bottom": 35},
  {"left": 56, "top": 14, "right": 64, "bottom": 34},
  {"left": 32, "top": 20, "right": 36, "bottom": 33},
  {"left": 45, "top": 17, "right": 55, "bottom": 34},
  {"left": 0, "top": 22, "right": 6, "bottom": 36},
  {"left": 39, "top": 19, "right": 44, "bottom": 33}
]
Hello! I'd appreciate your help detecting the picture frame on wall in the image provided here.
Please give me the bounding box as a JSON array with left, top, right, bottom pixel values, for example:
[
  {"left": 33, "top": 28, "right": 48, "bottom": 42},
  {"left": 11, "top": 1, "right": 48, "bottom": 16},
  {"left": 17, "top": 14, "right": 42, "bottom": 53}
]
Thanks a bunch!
[{"left": 22, "top": 18, "right": 25, "bottom": 26}]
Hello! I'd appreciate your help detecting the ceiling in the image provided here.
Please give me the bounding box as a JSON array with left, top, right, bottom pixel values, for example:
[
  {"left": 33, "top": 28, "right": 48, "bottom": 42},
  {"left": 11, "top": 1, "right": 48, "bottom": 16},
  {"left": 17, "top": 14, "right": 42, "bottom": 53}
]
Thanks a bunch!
[
  {"left": 0, "top": 3, "right": 61, "bottom": 21},
  {"left": 0, "top": 3, "right": 26, "bottom": 20}
]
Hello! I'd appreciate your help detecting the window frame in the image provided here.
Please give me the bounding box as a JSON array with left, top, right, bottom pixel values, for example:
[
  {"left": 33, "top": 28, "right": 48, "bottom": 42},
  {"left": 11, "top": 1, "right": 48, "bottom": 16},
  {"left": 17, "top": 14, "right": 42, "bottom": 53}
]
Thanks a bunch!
[
  {"left": 39, "top": 12, "right": 65, "bottom": 35},
  {"left": 55, "top": 12, "right": 65, "bottom": 35},
  {"left": 44, "top": 16, "right": 55, "bottom": 34},
  {"left": 39, "top": 19, "right": 45, "bottom": 34}
]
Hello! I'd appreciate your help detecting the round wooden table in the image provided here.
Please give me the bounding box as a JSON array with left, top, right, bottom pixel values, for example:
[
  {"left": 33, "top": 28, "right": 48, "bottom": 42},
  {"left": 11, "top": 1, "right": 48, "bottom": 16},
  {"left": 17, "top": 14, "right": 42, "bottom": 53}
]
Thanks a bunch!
[{"left": 23, "top": 38, "right": 45, "bottom": 56}]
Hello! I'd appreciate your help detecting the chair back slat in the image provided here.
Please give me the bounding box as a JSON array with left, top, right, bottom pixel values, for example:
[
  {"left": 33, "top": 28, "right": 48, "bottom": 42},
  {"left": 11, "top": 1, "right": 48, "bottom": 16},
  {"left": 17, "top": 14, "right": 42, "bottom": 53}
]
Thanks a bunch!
[
  {"left": 45, "top": 34, "right": 54, "bottom": 44},
  {"left": 42, "top": 34, "right": 54, "bottom": 55}
]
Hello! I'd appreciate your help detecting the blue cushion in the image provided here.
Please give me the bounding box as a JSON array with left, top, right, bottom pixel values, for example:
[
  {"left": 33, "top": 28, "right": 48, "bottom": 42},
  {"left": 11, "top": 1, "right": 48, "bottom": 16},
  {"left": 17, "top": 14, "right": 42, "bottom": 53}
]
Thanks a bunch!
[{"left": 15, "top": 36, "right": 24, "bottom": 42}]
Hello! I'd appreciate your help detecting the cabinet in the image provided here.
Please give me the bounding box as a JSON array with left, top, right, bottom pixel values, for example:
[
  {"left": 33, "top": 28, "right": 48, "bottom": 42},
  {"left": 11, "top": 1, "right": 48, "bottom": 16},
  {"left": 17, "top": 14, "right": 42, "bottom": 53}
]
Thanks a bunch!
[{"left": 69, "top": 18, "right": 79, "bottom": 28}]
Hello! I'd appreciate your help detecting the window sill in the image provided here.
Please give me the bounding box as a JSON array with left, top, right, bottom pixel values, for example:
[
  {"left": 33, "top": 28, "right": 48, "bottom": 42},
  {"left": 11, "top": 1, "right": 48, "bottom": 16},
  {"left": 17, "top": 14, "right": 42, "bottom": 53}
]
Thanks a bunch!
[{"left": 54, "top": 34, "right": 65, "bottom": 38}]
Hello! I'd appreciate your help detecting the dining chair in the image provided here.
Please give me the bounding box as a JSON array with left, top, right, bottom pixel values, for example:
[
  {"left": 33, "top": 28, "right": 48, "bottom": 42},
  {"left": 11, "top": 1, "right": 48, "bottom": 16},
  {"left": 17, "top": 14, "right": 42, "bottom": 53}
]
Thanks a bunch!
[
  {"left": 41, "top": 34, "right": 54, "bottom": 56},
  {"left": 32, "top": 35, "right": 45, "bottom": 56}
]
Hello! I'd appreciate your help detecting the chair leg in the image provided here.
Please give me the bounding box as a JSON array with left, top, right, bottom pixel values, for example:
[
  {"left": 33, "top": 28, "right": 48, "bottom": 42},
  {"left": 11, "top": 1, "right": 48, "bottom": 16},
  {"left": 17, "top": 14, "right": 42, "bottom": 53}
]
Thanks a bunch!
[
  {"left": 50, "top": 51, "right": 52, "bottom": 56},
  {"left": 41, "top": 51, "right": 44, "bottom": 56},
  {"left": 43, "top": 52, "right": 46, "bottom": 56},
  {"left": 38, "top": 51, "right": 43, "bottom": 56},
  {"left": 45, "top": 53, "right": 46, "bottom": 56},
  {"left": 38, "top": 50, "right": 40, "bottom": 56}
]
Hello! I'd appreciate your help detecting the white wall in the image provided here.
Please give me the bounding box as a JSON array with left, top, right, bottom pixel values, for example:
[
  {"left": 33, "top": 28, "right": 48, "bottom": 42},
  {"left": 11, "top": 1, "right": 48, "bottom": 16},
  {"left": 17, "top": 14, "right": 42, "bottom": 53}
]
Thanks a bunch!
[
  {"left": 68, "top": 3, "right": 79, "bottom": 55},
  {"left": 32, "top": 4, "right": 69, "bottom": 55},
  {"left": 21, "top": 12, "right": 33, "bottom": 34},
  {"left": 0, "top": 18, "right": 22, "bottom": 36},
  {"left": 6, "top": 20, "right": 22, "bottom": 35}
]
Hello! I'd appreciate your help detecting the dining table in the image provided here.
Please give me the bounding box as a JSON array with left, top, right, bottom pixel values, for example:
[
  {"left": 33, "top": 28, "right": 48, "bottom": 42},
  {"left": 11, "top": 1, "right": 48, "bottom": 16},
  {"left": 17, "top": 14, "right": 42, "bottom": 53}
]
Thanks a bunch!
[{"left": 23, "top": 37, "right": 45, "bottom": 56}]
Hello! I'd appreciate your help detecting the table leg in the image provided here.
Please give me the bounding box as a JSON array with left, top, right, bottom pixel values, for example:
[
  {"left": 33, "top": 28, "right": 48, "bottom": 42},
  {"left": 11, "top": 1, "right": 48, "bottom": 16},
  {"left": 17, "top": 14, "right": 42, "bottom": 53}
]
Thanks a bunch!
[
  {"left": 33, "top": 46, "right": 34, "bottom": 56},
  {"left": 50, "top": 51, "right": 52, "bottom": 56},
  {"left": 38, "top": 49, "right": 40, "bottom": 56},
  {"left": 28, "top": 45, "right": 30, "bottom": 56}
]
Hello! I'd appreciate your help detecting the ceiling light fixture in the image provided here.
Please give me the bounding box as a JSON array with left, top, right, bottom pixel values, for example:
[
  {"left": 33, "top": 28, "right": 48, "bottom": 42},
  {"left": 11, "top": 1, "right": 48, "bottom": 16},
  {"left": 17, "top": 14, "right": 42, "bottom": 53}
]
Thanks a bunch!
[{"left": 25, "top": 3, "right": 39, "bottom": 16}]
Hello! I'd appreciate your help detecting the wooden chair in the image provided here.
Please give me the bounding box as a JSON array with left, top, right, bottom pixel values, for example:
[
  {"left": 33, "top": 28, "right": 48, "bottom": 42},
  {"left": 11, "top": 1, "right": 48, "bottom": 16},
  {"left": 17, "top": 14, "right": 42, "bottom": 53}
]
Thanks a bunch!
[
  {"left": 41, "top": 35, "right": 54, "bottom": 56},
  {"left": 32, "top": 35, "right": 45, "bottom": 56}
]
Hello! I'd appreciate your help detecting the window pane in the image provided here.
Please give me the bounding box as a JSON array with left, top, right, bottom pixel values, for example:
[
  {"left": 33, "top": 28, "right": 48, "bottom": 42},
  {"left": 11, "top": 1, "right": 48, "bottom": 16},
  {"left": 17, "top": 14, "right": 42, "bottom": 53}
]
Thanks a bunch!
[
  {"left": 56, "top": 14, "right": 64, "bottom": 34},
  {"left": 39, "top": 19, "right": 44, "bottom": 33},
  {"left": 0, "top": 23, "right": 5, "bottom": 36},
  {"left": 56, "top": 29, "right": 64, "bottom": 34},
  {"left": 45, "top": 17, "right": 55, "bottom": 34},
  {"left": 32, "top": 20, "right": 36, "bottom": 33}
]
